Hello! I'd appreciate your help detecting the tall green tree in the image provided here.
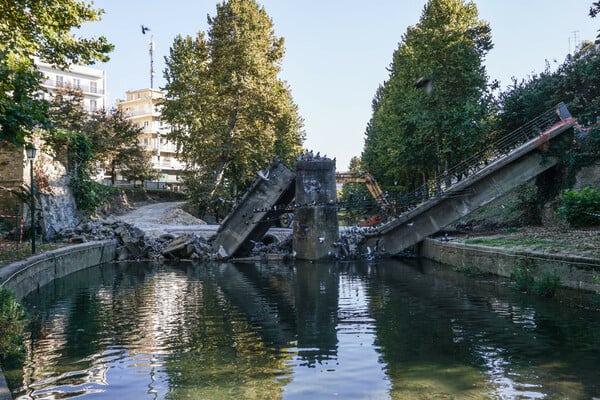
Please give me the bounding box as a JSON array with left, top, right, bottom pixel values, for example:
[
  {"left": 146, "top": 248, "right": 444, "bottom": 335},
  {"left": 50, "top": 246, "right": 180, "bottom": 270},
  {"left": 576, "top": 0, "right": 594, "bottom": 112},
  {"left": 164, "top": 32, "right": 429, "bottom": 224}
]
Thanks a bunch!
[
  {"left": 162, "top": 0, "right": 304, "bottom": 209},
  {"left": 0, "top": 0, "right": 113, "bottom": 144},
  {"left": 362, "top": 0, "right": 494, "bottom": 194}
]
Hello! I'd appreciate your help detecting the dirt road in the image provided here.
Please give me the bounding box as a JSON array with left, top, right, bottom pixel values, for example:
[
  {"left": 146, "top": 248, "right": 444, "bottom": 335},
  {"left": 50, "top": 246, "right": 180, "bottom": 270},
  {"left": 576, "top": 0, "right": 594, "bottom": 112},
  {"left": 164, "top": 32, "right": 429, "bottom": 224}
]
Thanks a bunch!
[{"left": 118, "top": 202, "right": 218, "bottom": 239}]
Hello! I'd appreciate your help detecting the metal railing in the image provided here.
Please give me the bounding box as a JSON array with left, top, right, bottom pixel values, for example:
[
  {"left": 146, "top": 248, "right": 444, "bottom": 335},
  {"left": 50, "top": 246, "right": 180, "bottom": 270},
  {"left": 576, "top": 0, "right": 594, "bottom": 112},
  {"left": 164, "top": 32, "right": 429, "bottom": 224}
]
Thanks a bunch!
[{"left": 389, "top": 105, "right": 566, "bottom": 216}]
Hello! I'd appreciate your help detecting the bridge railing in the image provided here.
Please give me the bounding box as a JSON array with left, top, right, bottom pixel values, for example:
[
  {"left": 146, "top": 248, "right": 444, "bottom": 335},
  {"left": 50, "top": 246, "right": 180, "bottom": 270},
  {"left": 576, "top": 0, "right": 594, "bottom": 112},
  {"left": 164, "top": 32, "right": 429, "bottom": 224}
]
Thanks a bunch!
[{"left": 390, "top": 105, "right": 565, "bottom": 215}]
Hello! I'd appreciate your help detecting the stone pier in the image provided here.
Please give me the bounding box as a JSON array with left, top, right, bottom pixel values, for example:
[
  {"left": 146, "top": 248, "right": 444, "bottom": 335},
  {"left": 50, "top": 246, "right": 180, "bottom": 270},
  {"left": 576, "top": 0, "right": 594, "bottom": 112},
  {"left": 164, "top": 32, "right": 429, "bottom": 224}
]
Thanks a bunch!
[{"left": 293, "top": 157, "right": 339, "bottom": 261}]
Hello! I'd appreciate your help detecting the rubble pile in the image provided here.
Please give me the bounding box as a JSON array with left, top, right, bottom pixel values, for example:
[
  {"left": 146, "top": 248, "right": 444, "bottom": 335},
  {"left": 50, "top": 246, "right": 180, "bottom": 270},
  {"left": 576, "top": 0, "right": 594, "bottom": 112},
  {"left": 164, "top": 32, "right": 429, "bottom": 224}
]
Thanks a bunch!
[
  {"left": 51, "top": 206, "right": 381, "bottom": 263},
  {"left": 54, "top": 217, "right": 296, "bottom": 262}
]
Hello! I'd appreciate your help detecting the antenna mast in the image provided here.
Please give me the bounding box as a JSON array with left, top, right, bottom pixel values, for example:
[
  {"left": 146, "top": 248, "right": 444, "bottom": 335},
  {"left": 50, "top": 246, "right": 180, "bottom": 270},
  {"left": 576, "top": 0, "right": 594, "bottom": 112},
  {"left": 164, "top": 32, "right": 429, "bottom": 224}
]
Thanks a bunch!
[{"left": 149, "top": 34, "right": 155, "bottom": 89}]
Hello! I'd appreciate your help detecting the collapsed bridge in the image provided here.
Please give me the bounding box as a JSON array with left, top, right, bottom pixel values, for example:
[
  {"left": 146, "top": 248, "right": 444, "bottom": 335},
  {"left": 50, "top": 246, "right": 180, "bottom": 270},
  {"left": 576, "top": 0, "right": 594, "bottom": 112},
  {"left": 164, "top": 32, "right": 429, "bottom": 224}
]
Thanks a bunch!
[{"left": 213, "top": 103, "right": 577, "bottom": 260}]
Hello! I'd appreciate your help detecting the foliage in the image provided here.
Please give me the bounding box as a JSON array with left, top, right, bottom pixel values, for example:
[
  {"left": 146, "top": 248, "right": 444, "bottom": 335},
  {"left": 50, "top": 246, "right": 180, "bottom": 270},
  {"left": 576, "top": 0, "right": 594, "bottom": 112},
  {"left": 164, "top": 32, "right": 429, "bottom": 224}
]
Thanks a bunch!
[
  {"left": 162, "top": 0, "right": 304, "bottom": 212},
  {"left": 513, "top": 262, "right": 535, "bottom": 292},
  {"left": 339, "top": 156, "right": 379, "bottom": 224},
  {"left": 0, "top": 0, "right": 113, "bottom": 144},
  {"left": 362, "top": 0, "right": 495, "bottom": 194},
  {"left": 118, "top": 148, "right": 161, "bottom": 185},
  {"left": 497, "top": 43, "right": 600, "bottom": 136},
  {"left": 532, "top": 273, "right": 560, "bottom": 297},
  {"left": 70, "top": 170, "right": 115, "bottom": 215},
  {"left": 44, "top": 90, "right": 146, "bottom": 215},
  {"left": 513, "top": 259, "right": 560, "bottom": 297},
  {"left": 557, "top": 187, "right": 600, "bottom": 227},
  {"left": 180, "top": 168, "right": 231, "bottom": 222},
  {"left": 83, "top": 108, "right": 143, "bottom": 184},
  {"left": 0, "top": 287, "right": 27, "bottom": 361}
]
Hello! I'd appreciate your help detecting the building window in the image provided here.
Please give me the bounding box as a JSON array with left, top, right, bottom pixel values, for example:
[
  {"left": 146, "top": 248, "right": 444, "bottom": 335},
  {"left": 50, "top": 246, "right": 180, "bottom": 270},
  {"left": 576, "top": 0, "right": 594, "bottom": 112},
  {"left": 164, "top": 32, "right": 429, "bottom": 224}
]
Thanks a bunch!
[
  {"left": 90, "top": 81, "right": 97, "bottom": 93},
  {"left": 90, "top": 100, "right": 97, "bottom": 112},
  {"left": 144, "top": 121, "right": 149, "bottom": 127},
  {"left": 73, "top": 78, "right": 81, "bottom": 89},
  {"left": 56, "top": 75, "right": 64, "bottom": 87}
]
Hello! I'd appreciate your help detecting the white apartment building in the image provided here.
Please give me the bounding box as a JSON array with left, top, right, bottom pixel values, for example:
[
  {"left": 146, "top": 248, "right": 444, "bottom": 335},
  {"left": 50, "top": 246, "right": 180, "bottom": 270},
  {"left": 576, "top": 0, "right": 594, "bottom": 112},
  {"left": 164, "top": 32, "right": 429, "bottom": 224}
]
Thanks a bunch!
[
  {"left": 116, "top": 88, "right": 185, "bottom": 186},
  {"left": 35, "top": 58, "right": 108, "bottom": 112}
]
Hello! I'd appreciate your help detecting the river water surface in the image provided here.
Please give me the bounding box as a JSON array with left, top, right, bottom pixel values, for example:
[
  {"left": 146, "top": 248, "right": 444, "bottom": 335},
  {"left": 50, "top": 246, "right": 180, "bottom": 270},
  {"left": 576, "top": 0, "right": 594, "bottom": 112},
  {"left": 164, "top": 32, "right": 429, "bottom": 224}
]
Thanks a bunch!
[{"left": 5, "top": 259, "right": 600, "bottom": 399}]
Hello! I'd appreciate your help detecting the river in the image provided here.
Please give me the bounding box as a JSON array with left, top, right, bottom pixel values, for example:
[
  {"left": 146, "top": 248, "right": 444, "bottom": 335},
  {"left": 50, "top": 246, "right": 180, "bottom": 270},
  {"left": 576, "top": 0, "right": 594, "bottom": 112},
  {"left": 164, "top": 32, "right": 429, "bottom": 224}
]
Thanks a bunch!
[{"left": 4, "top": 258, "right": 600, "bottom": 399}]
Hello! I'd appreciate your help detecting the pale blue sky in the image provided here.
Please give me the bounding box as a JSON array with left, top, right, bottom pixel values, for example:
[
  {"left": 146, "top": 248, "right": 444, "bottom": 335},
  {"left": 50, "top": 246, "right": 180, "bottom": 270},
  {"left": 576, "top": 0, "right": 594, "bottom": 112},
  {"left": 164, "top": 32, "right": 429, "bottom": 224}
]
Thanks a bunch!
[{"left": 78, "top": 0, "right": 598, "bottom": 170}]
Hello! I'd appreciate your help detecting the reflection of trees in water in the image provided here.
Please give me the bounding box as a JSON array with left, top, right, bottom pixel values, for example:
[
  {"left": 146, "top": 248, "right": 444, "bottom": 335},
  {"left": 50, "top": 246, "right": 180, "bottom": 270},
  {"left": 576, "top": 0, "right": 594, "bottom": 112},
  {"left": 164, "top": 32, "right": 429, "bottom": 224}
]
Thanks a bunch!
[
  {"left": 18, "top": 262, "right": 294, "bottom": 399},
  {"left": 353, "top": 259, "right": 600, "bottom": 399},
  {"left": 14, "top": 258, "right": 600, "bottom": 399}
]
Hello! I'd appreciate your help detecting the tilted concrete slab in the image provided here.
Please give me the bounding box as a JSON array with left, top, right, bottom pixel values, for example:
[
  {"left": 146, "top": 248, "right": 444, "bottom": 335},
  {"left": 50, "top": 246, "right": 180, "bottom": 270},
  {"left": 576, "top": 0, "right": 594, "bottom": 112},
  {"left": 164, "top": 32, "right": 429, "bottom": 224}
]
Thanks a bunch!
[
  {"left": 362, "top": 118, "right": 577, "bottom": 256},
  {"left": 212, "top": 159, "right": 295, "bottom": 258}
]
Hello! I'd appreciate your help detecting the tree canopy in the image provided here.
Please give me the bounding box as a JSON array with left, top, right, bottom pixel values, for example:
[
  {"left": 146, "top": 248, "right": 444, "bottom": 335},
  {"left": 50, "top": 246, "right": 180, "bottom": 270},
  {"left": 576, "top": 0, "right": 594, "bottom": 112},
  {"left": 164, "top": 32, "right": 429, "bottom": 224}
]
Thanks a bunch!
[
  {"left": 497, "top": 42, "right": 600, "bottom": 139},
  {"left": 162, "top": 0, "right": 304, "bottom": 210},
  {"left": 362, "top": 0, "right": 495, "bottom": 194},
  {"left": 0, "top": 0, "right": 113, "bottom": 144},
  {"left": 45, "top": 87, "right": 148, "bottom": 214}
]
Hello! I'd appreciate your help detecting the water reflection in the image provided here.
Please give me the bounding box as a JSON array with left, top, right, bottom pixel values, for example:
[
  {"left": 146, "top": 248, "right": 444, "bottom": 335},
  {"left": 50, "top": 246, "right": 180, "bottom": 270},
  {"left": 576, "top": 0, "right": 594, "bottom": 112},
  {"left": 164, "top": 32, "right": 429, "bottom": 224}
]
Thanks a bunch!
[{"left": 5, "top": 258, "right": 600, "bottom": 399}]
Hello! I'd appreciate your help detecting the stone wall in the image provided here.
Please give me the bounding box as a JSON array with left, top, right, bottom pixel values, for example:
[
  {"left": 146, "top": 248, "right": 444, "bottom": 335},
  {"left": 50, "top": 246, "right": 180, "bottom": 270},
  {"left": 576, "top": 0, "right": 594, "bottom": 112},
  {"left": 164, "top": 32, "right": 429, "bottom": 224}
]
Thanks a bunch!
[
  {"left": 0, "top": 142, "right": 26, "bottom": 225},
  {"left": 0, "top": 240, "right": 117, "bottom": 300},
  {"left": 419, "top": 238, "right": 600, "bottom": 292}
]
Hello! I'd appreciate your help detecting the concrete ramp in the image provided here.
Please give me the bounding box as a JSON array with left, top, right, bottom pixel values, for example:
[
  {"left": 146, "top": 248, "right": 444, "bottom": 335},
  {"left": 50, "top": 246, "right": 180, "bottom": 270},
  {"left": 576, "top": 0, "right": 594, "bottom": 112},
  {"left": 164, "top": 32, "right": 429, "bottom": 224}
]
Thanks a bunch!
[
  {"left": 362, "top": 114, "right": 577, "bottom": 256},
  {"left": 212, "top": 159, "right": 295, "bottom": 258}
]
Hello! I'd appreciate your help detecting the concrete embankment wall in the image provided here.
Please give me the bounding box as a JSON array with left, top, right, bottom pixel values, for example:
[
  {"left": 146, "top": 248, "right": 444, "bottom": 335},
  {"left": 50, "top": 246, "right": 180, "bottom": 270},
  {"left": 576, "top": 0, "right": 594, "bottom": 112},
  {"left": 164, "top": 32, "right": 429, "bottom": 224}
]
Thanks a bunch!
[
  {"left": 0, "top": 240, "right": 117, "bottom": 400},
  {"left": 419, "top": 238, "right": 600, "bottom": 293}
]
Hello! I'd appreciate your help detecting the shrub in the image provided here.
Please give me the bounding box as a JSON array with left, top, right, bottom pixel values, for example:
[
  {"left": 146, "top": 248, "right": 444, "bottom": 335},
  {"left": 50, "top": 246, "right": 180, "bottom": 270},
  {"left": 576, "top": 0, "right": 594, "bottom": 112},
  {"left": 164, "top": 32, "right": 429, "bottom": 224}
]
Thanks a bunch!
[
  {"left": 0, "top": 287, "right": 27, "bottom": 361},
  {"left": 513, "top": 265, "right": 534, "bottom": 291},
  {"left": 532, "top": 273, "right": 560, "bottom": 297},
  {"left": 557, "top": 187, "right": 600, "bottom": 227}
]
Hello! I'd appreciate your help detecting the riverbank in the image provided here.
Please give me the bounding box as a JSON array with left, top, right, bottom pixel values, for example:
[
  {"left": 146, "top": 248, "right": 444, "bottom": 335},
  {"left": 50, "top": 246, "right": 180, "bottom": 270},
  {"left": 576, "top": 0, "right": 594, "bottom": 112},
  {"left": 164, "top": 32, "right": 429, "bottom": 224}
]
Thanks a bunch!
[{"left": 420, "top": 226, "right": 600, "bottom": 293}]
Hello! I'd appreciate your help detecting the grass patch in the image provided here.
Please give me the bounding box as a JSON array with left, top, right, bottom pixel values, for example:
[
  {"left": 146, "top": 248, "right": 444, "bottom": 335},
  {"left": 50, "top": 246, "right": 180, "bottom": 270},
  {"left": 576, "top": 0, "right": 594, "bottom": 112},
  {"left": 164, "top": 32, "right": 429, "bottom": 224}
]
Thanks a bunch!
[{"left": 464, "top": 237, "right": 554, "bottom": 248}]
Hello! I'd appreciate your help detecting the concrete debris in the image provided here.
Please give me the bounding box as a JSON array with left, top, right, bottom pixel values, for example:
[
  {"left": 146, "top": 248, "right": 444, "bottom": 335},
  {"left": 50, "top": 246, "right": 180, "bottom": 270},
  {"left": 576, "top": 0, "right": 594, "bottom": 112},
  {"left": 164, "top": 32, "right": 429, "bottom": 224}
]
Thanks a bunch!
[
  {"left": 53, "top": 217, "right": 298, "bottom": 263},
  {"left": 51, "top": 213, "right": 382, "bottom": 263}
]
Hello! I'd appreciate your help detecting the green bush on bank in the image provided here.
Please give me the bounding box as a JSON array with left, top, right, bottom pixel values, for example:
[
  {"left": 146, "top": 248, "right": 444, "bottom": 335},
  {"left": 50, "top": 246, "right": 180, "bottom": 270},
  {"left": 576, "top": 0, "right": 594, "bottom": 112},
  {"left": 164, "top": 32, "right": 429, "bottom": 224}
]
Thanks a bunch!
[
  {"left": 557, "top": 187, "right": 600, "bottom": 227},
  {"left": 0, "top": 287, "right": 27, "bottom": 361},
  {"left": 512, "top": 260, "right": 560, "bottom": 297}
]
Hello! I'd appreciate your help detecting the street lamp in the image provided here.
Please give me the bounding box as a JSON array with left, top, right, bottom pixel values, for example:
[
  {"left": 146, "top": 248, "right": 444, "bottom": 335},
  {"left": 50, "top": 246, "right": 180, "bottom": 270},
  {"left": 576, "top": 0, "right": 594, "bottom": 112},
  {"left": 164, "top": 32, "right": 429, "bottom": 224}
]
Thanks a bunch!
[{"left": 26, "top": 145, "right": 37, "bottom": 254}]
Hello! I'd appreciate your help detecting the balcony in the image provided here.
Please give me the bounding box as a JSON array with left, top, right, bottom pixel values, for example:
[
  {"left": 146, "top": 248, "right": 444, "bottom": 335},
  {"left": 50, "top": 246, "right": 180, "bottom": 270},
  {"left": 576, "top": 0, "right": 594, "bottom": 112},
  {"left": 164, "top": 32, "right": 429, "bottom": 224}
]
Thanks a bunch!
[{"left": 42, "top": 79, "right": 105, "bottom": 95}]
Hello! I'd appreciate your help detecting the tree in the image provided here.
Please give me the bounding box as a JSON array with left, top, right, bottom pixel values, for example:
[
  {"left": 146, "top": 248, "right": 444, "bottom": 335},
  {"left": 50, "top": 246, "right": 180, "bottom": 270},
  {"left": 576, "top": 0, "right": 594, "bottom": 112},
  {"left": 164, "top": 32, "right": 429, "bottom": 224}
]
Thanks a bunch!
[
  {"left": 498, "top": 44, "right": 600, "bottom": 132},
  {"left": 162, "top": 0, "right": 304, "bottom": 210},
  {"left": 44, "top": 89, "right": 146, "bottom": 215},
  {"left": 362, "top": 0, "right": 494, "bottom": 194},
  {"left": 83, "top": 108, "right": 143, "bottom": 184},
  {"left": 0, "top": 0, "right": 113, "bottom": 144},
  {"left": 118, "top": 147, "right": 161, "bottom": 187}
]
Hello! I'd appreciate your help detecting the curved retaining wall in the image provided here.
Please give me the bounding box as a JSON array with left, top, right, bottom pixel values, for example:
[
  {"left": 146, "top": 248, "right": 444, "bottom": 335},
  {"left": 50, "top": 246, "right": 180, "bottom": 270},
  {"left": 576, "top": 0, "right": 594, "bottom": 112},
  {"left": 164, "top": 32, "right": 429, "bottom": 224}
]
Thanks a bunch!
[
  {"left": 419, "top": 238, "right": 600, "bottom": 292},
  {"left": 0, "top": 240, "right": 117, "bottom": 400}
]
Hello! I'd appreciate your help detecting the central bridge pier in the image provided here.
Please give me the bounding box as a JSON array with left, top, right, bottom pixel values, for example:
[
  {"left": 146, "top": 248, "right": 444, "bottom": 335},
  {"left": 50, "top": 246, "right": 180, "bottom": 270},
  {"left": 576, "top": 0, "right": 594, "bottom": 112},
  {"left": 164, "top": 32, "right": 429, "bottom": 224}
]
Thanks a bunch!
[{"left": 293, "top": 157, "right": 339, "bottom": 261}]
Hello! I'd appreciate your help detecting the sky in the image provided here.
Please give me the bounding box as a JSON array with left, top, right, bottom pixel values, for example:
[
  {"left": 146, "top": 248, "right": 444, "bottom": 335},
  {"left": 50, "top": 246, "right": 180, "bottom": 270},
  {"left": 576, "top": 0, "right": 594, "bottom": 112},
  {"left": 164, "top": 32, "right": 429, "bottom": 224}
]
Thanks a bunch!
[{"left": 77, "top": 0, "right": 599, "bottom": 170}]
